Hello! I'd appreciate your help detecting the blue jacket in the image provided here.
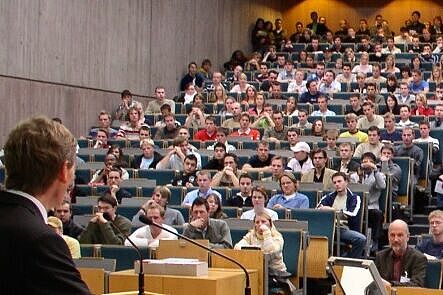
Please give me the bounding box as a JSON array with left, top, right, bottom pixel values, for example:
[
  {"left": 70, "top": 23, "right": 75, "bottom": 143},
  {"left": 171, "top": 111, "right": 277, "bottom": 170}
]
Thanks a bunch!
[{"left": 318, "top": 189, "right": 362, "bottom": 232}]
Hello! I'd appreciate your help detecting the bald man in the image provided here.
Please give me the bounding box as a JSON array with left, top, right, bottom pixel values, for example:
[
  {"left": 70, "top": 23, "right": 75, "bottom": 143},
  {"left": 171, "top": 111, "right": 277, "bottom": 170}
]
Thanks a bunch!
[{"left": 375, "top": 219, "right": 426, "bottom": 287}]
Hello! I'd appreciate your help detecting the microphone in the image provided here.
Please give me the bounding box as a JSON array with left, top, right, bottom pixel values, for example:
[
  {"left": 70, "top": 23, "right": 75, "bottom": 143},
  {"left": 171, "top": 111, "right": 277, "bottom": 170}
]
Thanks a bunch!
[
  {"left": 139, "top": 214, "right": 251, "bottom": 295},
  {"left": 103, "top": 212, "right": 145, "bottom": 295}
]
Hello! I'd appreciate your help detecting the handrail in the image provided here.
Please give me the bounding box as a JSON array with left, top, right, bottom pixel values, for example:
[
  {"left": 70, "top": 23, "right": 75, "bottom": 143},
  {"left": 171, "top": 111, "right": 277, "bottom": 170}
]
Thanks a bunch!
[{"left": 0, "top": 73, "right": 154, "bottom": 99}]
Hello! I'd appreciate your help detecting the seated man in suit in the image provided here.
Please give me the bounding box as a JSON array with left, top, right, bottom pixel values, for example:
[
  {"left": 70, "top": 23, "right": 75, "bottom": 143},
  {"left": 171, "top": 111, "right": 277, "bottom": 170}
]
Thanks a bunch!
[
  {"left": 375, "top": 219, "right": 426, "bottom": 287},
  {"left": 132, "top": 138, "right": 163, "bottom": 169},
  {"left": 183, "top": 197, "right": 233, "bottom": 249},
  {"left": 79, "top": 195, "right": 132, "bottom": 245},
  {"left": 301, "top": 148, "right": 337, "bottom": 191}
]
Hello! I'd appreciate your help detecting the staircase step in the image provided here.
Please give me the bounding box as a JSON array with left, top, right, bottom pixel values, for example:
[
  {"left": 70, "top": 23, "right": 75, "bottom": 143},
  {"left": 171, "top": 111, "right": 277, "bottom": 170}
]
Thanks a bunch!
[
  {"left": 408, "top": 224, "right": 429, "bottom": 235},
  {"left": 424, "top": 205, "right": 437, "bottom": 215},
  {"left": 409, "top": 235, "right": 420, "bottom": 246},
  {"left": 412, "top": 214, "right": 430, "bottom": 224}
]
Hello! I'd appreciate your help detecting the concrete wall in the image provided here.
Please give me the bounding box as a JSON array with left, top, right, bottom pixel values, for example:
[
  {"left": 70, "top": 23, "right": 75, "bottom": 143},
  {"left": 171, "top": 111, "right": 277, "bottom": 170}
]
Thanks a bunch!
[{"left": 0, "top": 0, "right": 282, "bottom": 144}]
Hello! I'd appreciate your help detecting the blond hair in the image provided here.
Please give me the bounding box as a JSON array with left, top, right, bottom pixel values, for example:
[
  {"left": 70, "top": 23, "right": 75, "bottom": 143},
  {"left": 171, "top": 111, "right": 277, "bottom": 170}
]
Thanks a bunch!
[{"left": 429, "top": 210, "right": 443, "bottom": 221}]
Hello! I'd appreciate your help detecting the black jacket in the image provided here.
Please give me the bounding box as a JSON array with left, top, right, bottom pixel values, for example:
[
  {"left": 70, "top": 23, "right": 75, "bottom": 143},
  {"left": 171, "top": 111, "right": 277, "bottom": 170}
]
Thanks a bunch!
[{"left": 0, "top": 191, "right": 90, "bottom": 294}]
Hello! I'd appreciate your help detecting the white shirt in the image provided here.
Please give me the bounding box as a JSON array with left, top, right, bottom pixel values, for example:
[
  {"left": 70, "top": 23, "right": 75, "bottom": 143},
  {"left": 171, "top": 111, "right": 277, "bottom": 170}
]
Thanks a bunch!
[
  {"left": 287, "top": 157, "right": 314, "bottom": 173},
  {"left": 287, "top": 80, "right": 306, "bottom": 93},
  {"left": 140, "top": 157, "right": 154, "bottom": 169},
  {"left": 125, "top": 224, "right": 178, "bottom": 248},
  {"left": 414, "top": 137, "right": 439, "bottom": 151},
  {"left": 8, "top": 189, "right": 48, "bottom": 223},
  {"left": 240, "top": 208, "right": 279, "bottom": 220},
  {"left": 352, "top": 64, "right": 373, "bottom": 74}
]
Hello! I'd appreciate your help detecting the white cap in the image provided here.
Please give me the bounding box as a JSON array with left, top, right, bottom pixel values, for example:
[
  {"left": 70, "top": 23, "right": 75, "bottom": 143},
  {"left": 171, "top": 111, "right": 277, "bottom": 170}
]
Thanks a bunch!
[{"left": 290, "top": 142, "right": 311, "bottom": 153}]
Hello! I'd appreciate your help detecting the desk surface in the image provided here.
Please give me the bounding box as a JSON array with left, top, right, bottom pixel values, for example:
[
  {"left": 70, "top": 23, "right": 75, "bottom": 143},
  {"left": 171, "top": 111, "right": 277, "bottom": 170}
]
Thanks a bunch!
[{"left": 108, "top": 268, "right": 258, "bottom": 295}]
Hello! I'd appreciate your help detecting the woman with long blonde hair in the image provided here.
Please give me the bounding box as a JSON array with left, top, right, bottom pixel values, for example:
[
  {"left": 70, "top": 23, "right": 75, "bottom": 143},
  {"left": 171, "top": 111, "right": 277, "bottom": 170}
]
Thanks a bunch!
[
  {"left": 428, "top": 66, "right": 443, "bottom": 84},
  {"left": 412, "top": 93, "right": 434, "bottom": 116},
  {"left": 234, "top": 211, "right": 287, "bottom": 273}
]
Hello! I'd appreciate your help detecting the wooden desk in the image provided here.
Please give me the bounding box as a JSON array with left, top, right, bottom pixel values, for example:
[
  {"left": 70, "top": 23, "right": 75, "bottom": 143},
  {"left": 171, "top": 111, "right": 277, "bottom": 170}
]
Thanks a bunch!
[
  {"left": 78, "top": 267, "right": 105, "bottom": 295},
  {"left": 211, "top": 249, "right": 265, "bottom": 295},
  {"left": 394, "top": 287, "right": 443, "bottom": 295},
  {"left": 108, "top": 268, "right": 258, "bottom": 295}
]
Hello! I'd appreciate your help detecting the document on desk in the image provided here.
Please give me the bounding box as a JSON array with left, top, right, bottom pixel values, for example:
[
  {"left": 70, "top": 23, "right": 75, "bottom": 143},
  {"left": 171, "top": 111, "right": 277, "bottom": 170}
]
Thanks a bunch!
[
  {"left": 341, "top": 266, "right": 373, "bottom": 295},
  {"left": 135, "top": 258, "right": 208, "bottom": 276}
]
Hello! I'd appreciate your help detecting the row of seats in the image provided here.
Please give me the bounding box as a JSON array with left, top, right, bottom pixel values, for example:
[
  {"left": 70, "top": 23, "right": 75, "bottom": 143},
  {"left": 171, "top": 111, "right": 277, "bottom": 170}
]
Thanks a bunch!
[
  {"left": 77, "top": 207, "right": 335, "bottom": 257},
  {"left": 79, "top": 224, "right": 304, "bottom": 282},
  {"left": 75, "top": 139, "right": 435, "bottom": 184},
  {"left": 78, "top": 223, "right": 442, "bottom": 290},
  {"left": 201, "top": 77, "right": 437, "bottom": 96}
]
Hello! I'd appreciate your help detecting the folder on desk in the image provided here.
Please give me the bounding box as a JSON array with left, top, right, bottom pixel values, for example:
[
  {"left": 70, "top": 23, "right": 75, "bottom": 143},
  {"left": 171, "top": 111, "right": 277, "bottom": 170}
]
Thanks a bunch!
[{"left": 156, "top": 239, "right": 209, "bottom": 263}]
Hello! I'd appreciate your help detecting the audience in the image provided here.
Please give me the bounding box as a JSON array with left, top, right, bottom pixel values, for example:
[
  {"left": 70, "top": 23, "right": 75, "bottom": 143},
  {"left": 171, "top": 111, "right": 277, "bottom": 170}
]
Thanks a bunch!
[
  {"left": 375, "top": 219, "right": 426, "bottom": 287},
  {"left": 79, "top": 195, "right": 132, "bottom": 245},
  {"left": 416, "top": 210, "right": 443, "bottom": 259},
  {"left": 183, "top": 197, "right": 232, "bottom": 249},
  {"left": 132, "top": 139, "right": 163, "bottom": 169},
  {"left": 47, "top": 216, "right": 81, "bottom": 259},
  {"left": 126, "top": 202, "right": 178, "bottom": 248},
  {"left": 207, "top": 193, "right": 228, "bottom": 219},
  {"left": 72, "top": 13, "right": 443, "bottom": 287},
  {"left": 301, "top": 149, "right": 337, "bottom": 191},
  {"left": 267, "top": 172, "right": 309, "bottom": 209},
  {"left": 132, "top": 186, "right": 185, "bottom": 227},
  {"left": 54, "top": 200, "right": 84, "bottom": 239},
  {"left": 182, "top": 170, "right": 222, "bottom": 207},
  {"left": 229, "top": 173, "right": 253, "bottom": 207},
  {"left": 317, "top": 172, "right": 366, "bottom": 258}
]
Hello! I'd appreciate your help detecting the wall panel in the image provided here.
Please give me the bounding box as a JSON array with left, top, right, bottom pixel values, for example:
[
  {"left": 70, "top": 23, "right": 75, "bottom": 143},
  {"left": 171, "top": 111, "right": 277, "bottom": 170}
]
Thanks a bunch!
[
  {"left": 0, "top": 0, "right": 283, "bottom": 145},
  {"left": 282, "top": 0, "right": 442, "bottom": 36}
]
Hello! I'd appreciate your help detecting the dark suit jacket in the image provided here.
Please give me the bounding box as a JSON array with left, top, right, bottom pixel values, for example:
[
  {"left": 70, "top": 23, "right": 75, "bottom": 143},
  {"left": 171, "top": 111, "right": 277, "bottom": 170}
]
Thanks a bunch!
[
  {"left": 332, "top": 159, "right": 360, "bottom": 174},
  {"left": 375, "top": 246, "right": 427, "bottom": 287},
  {"left": 0, "top": 190, "right": 90, "bottom": 294}
]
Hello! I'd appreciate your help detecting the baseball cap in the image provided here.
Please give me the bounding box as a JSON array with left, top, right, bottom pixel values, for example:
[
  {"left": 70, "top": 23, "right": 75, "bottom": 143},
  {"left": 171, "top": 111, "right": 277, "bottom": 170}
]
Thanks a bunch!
[{"left": 290, "top": 142, "right": 311, "bottom": 153}]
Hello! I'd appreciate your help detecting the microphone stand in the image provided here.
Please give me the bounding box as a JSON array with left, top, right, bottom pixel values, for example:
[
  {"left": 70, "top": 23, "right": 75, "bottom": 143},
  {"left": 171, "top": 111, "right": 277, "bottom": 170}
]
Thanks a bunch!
[
  {"left": 139, "top": 215, "right": 251, "bottom": 295},
  {"left": 104, "top": 213, "right": 145, "bottom": 295}
]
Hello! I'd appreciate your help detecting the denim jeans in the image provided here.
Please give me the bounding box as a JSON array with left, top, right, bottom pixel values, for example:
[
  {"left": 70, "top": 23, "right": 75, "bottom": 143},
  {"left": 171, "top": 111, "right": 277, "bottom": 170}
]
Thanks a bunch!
[{"left": 340, "top": 227, "right": 367, "bottom": 258}]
